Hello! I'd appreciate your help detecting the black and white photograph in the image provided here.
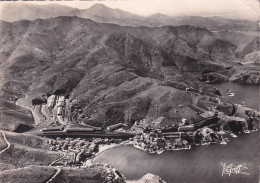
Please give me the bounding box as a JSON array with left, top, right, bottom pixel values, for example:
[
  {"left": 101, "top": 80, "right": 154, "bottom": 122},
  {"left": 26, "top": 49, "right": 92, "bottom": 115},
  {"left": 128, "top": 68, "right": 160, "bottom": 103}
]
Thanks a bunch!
[{"left": 0, "top": 0, "right": 259, "bottom": 182}]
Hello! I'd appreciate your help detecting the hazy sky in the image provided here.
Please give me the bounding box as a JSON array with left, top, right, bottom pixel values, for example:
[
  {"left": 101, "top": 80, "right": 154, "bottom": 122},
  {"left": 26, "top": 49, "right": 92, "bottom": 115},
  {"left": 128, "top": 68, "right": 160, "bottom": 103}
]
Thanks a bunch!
[{"left": 1, "top": 0, "right": 259, "bottom": 20}]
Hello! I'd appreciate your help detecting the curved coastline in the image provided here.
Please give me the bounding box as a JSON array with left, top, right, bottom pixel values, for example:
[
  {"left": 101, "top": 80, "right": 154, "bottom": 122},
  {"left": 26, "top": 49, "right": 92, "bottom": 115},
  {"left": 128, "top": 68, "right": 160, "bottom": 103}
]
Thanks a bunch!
[
  {"left": 93, "top": 131, "right": 259, "bottom": 183},
  {"left": 91, "top": 143, "right": 126, "bottom": 162}
]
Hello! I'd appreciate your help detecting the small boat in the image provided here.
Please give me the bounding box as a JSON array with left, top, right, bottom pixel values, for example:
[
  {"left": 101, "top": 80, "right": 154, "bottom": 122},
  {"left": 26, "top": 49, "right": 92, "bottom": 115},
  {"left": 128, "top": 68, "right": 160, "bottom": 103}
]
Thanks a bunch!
[
  {"left": 218, "top": 130, "right": 227, "bottom": 135},
  {"left": 224, "top": 138, "right": 230, "bottom": 142},
  {"left": 157, "top": 150, "right": 164, "bottom": 154},
  {"left": 201, "top": 142, "right": 210, "bottom": 146},
  {"left": 230, "top": 133, "right": 238, "bottom": 138},
  {"left": 220, "top": 141, "right": 227, "bottom": 145},
  {"left": 227, "top": 92, "right": 235, "bottom": 97},
  {"left": 133, "top": 144, "right": 142, "bottom": 150}
]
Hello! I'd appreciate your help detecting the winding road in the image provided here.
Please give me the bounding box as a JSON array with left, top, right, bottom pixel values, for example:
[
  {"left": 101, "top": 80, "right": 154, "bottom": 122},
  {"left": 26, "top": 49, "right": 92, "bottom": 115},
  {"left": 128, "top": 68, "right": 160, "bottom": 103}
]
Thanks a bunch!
[
  {"left": 16, "top": 99, "right": 41, "bottom": 126},
  {"left": 0, "top": 131, "right": 11, "bottom": 154},
  {"left": 0, "top": 130, "right": 62, "bottom": 183},
  {"left": 41, "top": 104, "right": 51, "bottom": 122},
  {"left": 49, "top": 152, "right": 66, "bottom": 166},
  {"left": 45, "top": 167, "right": 61, "bottom": 183},
  {"left": 45, "top": 151, "right": 66, "bottom": 182},
  {"left": 57, "top": 116, "right": 67, "bottom": 125}
]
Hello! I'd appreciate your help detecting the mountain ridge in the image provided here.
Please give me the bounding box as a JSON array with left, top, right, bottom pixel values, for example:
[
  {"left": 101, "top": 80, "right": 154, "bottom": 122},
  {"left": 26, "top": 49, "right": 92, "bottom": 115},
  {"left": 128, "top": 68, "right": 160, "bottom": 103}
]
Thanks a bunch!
[{"left": 0, "top": 3, "right": 257, "bottom": 31}]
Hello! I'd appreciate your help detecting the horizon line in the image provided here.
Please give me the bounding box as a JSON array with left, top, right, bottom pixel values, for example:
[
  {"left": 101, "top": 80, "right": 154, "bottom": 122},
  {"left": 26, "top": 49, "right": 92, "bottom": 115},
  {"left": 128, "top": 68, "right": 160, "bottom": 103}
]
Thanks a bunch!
[{"left": 0, "top": 1, "right": 259, "bottom": 21}]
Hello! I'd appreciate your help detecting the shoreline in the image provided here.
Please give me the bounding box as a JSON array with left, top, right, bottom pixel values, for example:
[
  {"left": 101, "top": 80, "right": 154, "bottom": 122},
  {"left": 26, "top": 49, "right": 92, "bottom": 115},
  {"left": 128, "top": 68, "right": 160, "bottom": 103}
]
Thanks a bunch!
[
  {"left": 88, "top": 130, "right": 259, "bottom": 161},
  {"left": 122, "top": 129, "right": 258, "bottom": 155},
  {"left": 91, "top": 143, "right": 125, "bottom": 162}
]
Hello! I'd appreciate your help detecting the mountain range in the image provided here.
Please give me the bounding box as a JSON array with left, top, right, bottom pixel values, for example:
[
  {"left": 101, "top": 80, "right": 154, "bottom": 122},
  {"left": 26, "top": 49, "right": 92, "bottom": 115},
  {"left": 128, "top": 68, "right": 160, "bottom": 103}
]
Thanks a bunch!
[
  {"left": 0, "top": 3, "right": 258, "bottom": 31},
  {"left": 0, "top": 15, "right": 259, "bottom": 131}
]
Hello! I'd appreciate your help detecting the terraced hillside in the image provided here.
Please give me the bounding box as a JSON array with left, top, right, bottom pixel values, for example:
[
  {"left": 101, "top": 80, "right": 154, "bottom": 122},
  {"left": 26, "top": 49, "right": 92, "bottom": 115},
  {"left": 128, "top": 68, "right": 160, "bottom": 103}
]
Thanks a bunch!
[{"left": 0, "top": 130, "right": 127, "bottom": 182}]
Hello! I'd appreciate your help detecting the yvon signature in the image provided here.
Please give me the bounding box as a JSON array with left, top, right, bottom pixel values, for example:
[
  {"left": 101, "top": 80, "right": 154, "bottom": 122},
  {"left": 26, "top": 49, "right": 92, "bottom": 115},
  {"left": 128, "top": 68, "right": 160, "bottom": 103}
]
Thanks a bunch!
[{"left": 220, "top": 163, "right": 250, "bottom": 176}]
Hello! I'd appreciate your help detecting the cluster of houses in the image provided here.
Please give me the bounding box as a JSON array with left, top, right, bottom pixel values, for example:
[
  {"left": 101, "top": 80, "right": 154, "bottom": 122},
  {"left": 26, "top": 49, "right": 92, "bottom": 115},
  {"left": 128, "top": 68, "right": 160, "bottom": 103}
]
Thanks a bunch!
[
  {"left": 47, "top": 137, "right": 123, "bottom": 165},
  {"left": 132, "top": 121, "right": 201, "bottom": 153},
  {"left": 47, "top": 137, "right": 96, "bottom": 164},
  {"left": 134, "top": 129, "right": 191, "bottom": 153},
  {"left": 133, "top": 119, "right": 226, "bottom": 153}
]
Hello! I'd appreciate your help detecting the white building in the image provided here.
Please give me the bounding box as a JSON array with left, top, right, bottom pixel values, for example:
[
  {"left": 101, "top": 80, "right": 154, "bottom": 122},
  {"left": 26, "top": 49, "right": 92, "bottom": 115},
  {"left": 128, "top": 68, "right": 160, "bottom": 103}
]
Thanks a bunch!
[{"left": 47, "top": 95, "right": 56, "bottom": 108}]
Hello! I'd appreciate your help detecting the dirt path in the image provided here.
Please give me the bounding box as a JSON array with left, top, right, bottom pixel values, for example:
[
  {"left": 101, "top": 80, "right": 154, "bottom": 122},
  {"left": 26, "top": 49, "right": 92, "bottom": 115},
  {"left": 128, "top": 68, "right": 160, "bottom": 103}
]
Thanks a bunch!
[
  {"left": 41, "top": 104, "right": 50, "bottom": 122},
  {"left": 16, "top": 100, "right": 41, "bottom": 126},
  {"left": 0, "top": 131, "right": 11, "bottom": 154},
  {"left": 46, "top": 151, "right": 66, "bottom": 182},
  {"left": 57, "top": 116, "right": 67, "bottom": 125},
  {"left": 45, "top": 167, "right": 61, "bottom": 183},
  {"left": 49, "top": 152, "right": 66, "bottom": 166}
]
